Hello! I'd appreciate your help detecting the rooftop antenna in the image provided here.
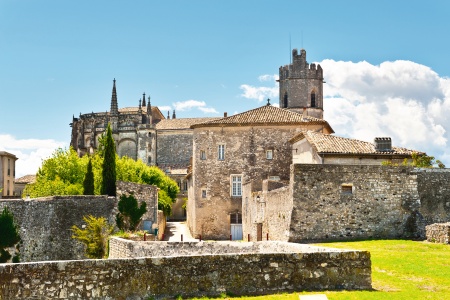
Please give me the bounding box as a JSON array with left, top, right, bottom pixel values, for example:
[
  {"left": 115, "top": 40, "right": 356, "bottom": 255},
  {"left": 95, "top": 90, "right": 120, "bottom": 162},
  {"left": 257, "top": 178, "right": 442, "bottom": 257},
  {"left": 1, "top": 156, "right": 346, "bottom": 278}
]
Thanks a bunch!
[
  {"left": 301, "top": 30, "right": 304, "bottom": 49},
  {"left": 289, "top": 33, "right": 292, "bottom": 64}
]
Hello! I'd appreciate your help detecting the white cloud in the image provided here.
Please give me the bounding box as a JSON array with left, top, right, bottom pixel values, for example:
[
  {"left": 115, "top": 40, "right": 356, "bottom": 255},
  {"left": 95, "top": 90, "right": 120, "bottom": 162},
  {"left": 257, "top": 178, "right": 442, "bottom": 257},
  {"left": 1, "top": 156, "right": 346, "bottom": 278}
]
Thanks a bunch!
[
  {"left": 240, "top": 74, "right": 279, "bottom": 102},
  {"left": 158, "top": 106, "right": 172, "bottom": 113},
  {"left": 173, "top": 100, "right": 218, "bottom": 114},
  {"left": 0, "top": 134, "right": 67, "bottom": 178},
  {"left": 320, "top": 59, "right": 450, "bottom": 166}
]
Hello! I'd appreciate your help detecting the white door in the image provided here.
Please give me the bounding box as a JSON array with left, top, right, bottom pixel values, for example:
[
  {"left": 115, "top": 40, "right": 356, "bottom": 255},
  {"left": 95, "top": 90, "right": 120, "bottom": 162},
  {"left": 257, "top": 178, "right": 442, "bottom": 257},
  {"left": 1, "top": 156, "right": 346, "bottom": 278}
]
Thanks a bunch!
[{"left": 231, "top": 224, "right": 243, "bottom": 240}]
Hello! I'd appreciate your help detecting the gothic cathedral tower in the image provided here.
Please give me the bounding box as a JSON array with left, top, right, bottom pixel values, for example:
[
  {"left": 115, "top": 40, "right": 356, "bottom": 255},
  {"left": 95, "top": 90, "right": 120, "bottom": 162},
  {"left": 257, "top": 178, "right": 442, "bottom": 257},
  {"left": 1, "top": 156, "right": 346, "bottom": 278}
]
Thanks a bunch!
[{"left": 278, "top": 49, "right": 324, "bottom": 119}]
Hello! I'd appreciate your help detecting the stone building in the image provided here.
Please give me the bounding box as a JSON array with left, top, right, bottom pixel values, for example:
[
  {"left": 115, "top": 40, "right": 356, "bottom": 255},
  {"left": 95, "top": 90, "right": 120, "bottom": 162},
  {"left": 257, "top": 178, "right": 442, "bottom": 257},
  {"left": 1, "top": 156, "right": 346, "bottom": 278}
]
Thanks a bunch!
[
  {"left": 14, "top": 174, "right": 36, "bottom": 198},
  {"left": 243, "top": 165, "right": 450, "bottom": 242},
  {"left": 70, "top": 79, "right": 218, "bottom": 220},
  {"left": 290, "top": 131, "right": 421, "bottom": 165},
  {"left": 186, "top": 104, "right": 334, "bottom": 240},
  {"left": 0, "top": 151, "right": 17, "bottom": 198}
]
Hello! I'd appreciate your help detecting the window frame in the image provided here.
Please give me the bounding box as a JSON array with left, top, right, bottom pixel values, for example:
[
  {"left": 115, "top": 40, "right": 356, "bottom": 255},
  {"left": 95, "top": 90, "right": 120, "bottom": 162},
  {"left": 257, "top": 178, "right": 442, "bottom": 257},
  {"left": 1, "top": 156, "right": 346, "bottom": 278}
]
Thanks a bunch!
[
  {"left": 266, "top": 149, "right": 273, "bottom": 160},
  {"left": 231, "top": 174, "right": 242, "bottom": 197},
  {"left": 218, "top": 144, "right": 225, "bottom": 160}
]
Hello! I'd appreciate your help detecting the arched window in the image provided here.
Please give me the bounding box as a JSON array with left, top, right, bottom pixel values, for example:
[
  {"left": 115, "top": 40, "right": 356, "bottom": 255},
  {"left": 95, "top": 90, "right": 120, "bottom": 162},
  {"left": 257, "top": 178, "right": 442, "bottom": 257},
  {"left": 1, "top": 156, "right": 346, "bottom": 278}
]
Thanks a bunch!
[
  {"left": 283, "top": 92, "right": 288, "bottom": 108},
  {"left": 311, "top": 92, "right": 316, "bottom": 107}
]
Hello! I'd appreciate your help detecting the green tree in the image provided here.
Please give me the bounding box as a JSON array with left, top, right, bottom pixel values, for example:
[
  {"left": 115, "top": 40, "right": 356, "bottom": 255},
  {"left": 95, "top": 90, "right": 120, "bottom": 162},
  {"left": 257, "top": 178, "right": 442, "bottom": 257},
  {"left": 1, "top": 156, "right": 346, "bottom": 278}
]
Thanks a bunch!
[
  {"left": 101, "top": 124, "right": 116, "bottom": 196},
  {"left": 116, "top": 194, "right": 147, "bottom": 231},
  {"left": 83, "top": 158, "right": 95, "bottom": 195},
  {"left": 0, "top": 207, "right": 21, "bottom": 263},
  {"left": 71, "top": 215, "right": 114, "bottom": 259},
  {"left": 382, "top": 152, "right": 446, "bottom": 169}
]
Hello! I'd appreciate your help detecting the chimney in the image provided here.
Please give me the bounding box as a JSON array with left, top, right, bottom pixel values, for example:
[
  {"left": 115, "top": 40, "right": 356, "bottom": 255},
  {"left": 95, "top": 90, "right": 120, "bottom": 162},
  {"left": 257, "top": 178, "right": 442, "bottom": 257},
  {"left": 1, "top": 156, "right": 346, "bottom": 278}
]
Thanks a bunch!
[
  {"left": 224, "top": 112, "right": 228, "bottom": 117},
  {"left": 374, "top": 137, "right": 392, "bottom": 152}
]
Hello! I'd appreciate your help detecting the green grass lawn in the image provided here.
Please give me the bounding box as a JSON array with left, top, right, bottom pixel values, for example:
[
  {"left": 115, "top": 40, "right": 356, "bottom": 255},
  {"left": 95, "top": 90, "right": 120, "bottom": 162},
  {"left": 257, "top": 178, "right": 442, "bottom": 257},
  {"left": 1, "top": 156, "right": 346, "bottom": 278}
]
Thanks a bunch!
[{"left": 192, "top": 240, "right": 450, "bottom": 300}]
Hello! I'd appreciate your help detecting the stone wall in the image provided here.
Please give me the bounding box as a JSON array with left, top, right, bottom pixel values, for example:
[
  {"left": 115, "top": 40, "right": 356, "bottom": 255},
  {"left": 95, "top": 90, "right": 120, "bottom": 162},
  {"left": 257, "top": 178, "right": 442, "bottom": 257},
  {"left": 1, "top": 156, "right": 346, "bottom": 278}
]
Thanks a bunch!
[
  {"left": 157, "top": 210, "right": 166, "bottom": 240},
  {"left": 242, "top": 179, "right": 292, "bottom": 242},
  {"left": 0, "top": 242, "right": 371, "bottom": 299},
  {"left": 0, "top": 181, "right": 160, "bottom": 262},
  {"left": 416, "top": 168, "right": 450, "bottom": 235},
  {"left": 109, "top": 239, "right": 340, "bottom": 258},
  {"left": 0, "top": 196, "right": 115, "bottom": 262},
  {"left": 156, "top": 130, "right": 193, "bottom": 169},
  {"left": 426, "top": 223, "right": 450, "bottom": 244},
  {"left": 287, "top": 164, "right": 450, "bottom": 242},
  {"left": 116, "top": 180, "right": 159, "bottom": 228}
]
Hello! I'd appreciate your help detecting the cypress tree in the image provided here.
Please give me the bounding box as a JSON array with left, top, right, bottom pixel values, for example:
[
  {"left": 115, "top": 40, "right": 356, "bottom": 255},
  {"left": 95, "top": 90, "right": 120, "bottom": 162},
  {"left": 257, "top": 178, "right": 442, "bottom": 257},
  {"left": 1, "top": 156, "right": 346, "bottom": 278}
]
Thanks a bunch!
[
  {"left": 101, "top": 123, "right": 116, "bottom": 196},
  {"left": 83, "top": 158, "right": 94, "bottom": 195}
]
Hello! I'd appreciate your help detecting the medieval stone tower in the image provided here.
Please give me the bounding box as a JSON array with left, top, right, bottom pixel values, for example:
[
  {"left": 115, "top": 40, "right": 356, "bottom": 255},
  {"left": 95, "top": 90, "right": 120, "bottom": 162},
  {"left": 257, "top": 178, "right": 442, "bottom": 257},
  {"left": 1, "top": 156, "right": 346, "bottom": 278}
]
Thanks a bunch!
[{"left": 278, "top": 49, "right": 324, "bottom": 119}]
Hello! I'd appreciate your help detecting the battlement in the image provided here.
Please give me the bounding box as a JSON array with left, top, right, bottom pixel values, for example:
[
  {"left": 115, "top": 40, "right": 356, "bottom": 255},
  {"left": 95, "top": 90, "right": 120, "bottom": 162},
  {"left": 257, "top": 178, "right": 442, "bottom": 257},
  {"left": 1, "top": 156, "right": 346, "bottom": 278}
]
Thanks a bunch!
[{"left": 279, "top": 48, "right": 323, "bottom": 80}]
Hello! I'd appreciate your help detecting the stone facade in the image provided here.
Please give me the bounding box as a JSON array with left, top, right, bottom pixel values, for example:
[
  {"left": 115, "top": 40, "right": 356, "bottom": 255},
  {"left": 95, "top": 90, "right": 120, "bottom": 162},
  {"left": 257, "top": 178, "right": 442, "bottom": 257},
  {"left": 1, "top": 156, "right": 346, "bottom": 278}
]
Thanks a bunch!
[
  {"left": 244, "top": 164, "right": 450, "bottom": 242},
  {"left": 0, "top": 242, "right": 371, "bottom": 299},
  {"left": 426, "top": 223, "right": 450, "bottom": 244},
  {"left": 243, "top": 179, "right": 292, "bottom": 241},
  {"left": 188, "top": 109, "right": 332, "bottom": 240},
  {"left": 156, "top": 130, "right": 193, "bottom": 170},
  {"left": 279, "top": 49, "right": 324, "bottom": 119},
  {"left": 0, "top": 181, "right": 160, "bottom": 262}
]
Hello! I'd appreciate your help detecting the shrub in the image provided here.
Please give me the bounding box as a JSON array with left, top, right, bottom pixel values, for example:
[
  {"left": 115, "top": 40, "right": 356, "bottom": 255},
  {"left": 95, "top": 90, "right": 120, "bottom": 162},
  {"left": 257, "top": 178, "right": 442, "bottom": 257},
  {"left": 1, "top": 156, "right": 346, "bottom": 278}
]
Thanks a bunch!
[{"left": 71, "top": 215, "right": 114, "bottom": 259}]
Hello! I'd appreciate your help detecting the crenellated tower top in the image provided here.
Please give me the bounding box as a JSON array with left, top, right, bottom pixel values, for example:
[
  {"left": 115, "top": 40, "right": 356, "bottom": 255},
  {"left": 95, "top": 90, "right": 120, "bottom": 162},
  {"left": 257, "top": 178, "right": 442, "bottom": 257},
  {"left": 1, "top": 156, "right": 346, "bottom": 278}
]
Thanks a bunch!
[{"left": 278, "top": 49, "right": 324, "bottom": 119}]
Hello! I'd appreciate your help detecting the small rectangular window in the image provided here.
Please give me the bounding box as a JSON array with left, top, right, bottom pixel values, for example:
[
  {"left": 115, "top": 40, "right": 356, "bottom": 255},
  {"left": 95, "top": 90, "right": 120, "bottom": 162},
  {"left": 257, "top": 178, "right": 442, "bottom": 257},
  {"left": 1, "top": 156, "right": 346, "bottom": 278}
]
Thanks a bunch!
[
  {"left": 183, "top": 181, "right": 188, "bottom": 191},
  {"left": 218, "top": 145, "right": 225, "bottom": 160},
  {"left": 231, "top": 175, "right": 242, "bottom": 196},
  {"left": 266, "top": 150, "right": 273, "bottom": 160},
  {"left": 200, "top": 150, "right": 206, "bottom": 160},
  {"left": 201, "top": 189, "right": 207, "bottom": 198},
  {"left": 342, "top": 184, "right": 353, "bottom": 194}
]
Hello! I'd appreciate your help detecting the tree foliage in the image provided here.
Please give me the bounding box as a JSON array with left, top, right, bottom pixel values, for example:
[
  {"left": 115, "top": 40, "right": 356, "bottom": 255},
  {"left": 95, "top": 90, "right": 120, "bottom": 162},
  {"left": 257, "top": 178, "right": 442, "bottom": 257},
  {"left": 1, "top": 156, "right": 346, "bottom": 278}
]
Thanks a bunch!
[
  {"left": 382, "top": 152, "right": 446, "bottom": 168},
  {"left": 116, "top": 194, "right": 147, "bottom": 231},
  {"left": 101, "top": 124, "right": 117, "bottom": 196},
  {"left": 23, "top": 139, "right": 179, "bottom": 215},
  {"left": 0, "top": 207, "right": 21, "bottom": 263},
  {"left": 83, "top": 158, "right": 95, "bottom": 195},
  {"left": 71, "top": 215, "right": 114, "bottom": 259}
]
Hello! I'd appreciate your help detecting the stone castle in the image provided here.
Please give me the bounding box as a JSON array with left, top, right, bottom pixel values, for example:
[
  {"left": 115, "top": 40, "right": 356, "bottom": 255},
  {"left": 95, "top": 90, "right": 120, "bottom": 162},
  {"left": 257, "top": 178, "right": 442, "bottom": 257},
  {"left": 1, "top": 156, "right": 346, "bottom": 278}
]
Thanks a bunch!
[{"left": 69, "top": 49, "right": 436, "bottom": 241}]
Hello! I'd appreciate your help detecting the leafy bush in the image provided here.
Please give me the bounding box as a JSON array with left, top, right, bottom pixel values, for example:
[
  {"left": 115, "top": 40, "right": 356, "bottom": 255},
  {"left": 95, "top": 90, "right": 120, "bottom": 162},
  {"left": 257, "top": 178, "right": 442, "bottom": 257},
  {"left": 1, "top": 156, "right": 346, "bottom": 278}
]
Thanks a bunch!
[
  {"left": 0, "top": 207, "right": 21, "bottom": 263},
  {"left": 71, "top": 215, "right": 114, "bottom": 259}
]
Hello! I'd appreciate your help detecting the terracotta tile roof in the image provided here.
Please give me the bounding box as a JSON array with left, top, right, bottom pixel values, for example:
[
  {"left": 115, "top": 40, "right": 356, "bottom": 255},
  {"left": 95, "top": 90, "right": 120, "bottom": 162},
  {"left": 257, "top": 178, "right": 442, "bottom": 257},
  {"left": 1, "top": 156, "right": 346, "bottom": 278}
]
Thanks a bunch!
[
  {"left": 190, "top": 105, "right": 333, "bottom": 132},
  {"left": 156, "top": 118, "right": 220, "bottom": 130},
  {"left": 15, "top": 174, "right": 36, "bottom": 184},
  {"left": 290, "top": 131, "right": 423, "bottom": 155}
]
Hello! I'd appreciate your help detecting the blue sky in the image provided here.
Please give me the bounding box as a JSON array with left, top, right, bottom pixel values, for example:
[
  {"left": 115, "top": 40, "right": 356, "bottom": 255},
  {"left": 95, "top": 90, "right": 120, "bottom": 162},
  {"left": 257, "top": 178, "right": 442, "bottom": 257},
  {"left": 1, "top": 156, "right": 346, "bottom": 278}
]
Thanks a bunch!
[{"left": 1, "top": 1, "right": 450, "bottom": 176}]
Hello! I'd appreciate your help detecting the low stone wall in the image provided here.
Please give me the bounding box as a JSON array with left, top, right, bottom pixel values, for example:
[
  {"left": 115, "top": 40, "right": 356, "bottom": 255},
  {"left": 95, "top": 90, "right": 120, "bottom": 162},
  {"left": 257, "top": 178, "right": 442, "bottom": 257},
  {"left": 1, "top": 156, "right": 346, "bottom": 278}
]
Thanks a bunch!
[
  {"left": 1, "top": 242, "right": 371, "bottom": 299},
  {"left": 426, "top": 223, "right": 450, "bottom": 244},
  {"left": 108, "top": 239, "right": 341, "bottom": 258}
]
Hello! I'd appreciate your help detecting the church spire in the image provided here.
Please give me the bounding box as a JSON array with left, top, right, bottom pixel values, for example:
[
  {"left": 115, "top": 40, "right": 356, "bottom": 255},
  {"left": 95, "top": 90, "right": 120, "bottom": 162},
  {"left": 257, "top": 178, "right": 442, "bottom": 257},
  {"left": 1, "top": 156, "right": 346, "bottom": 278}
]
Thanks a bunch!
[
  {"left": 142, "top": 92, "right": 146, "bottom": 107},
  {"left": 110, "top": 78, "right": 118, "bottom": 116}
]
